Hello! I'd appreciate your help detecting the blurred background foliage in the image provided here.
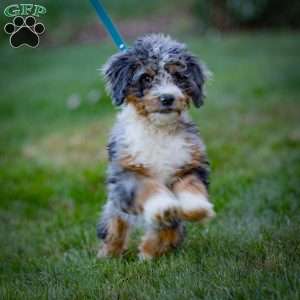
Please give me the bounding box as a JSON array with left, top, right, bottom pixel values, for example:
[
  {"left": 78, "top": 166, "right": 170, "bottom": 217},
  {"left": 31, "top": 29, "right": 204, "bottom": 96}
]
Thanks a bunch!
[
  {"left": 195, "top": 0, "right": 300, "bottom": 30},
  {"left": 1, "top": 0, "right": 300, "bottom": 45}
]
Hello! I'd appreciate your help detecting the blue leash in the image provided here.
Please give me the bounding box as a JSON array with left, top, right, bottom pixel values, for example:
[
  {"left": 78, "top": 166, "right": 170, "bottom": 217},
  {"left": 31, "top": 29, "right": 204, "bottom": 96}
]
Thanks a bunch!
[{"left": 89, "top": 0, "right": 127, "bottom": 51}]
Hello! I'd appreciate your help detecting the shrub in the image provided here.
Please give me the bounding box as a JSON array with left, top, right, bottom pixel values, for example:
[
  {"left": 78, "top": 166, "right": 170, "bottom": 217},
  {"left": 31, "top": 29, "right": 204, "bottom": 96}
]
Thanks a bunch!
[{"left": 193, "top": 0, "right": 300, "bottom": 30}]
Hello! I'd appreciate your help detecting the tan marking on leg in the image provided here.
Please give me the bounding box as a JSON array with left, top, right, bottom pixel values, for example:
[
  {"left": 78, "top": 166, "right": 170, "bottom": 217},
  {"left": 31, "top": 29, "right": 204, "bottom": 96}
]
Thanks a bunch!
[
  {"left": 180, "top": 209, "right": 211, "bottom": 221},
  {"left": 134, "top": 179, "right": 180, "bottom": 226},
  {"left": 134, "top": 179, "right": 160, "bottom": 213},
  {"left": 173, "top": 174, "right": 208, "bottom": 196},
  {"left": 97, "top": 217, "right": 129, "bottom": 258},
  {"left": 139, "top": 226, "right": 184, "bottom": 259},
  {"left": 173, "top": 175, "right": 214, "bottom": 222}
]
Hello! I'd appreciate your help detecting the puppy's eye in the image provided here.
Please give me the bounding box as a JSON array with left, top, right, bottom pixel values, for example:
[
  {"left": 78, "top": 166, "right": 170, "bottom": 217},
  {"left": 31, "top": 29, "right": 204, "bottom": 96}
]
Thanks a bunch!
[
  {"left": 140, "top": 74, "right": 153, "bottom": 85},
  {"left": 165, "top": 62, "right": 187, "bottom": 74}
]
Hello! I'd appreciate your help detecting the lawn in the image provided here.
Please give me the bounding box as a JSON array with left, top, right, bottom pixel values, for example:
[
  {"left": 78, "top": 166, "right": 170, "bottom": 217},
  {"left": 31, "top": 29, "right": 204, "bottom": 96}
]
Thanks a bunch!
[{"left": 0, "top": 33, "right": 300, "bottom": 299}]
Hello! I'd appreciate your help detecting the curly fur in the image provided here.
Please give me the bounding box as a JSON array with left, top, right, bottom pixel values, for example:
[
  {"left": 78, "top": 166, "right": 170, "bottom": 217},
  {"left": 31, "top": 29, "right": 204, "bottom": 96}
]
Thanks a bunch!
[{"left": 97, "top": 34, "right": 215, "bottom": 259}]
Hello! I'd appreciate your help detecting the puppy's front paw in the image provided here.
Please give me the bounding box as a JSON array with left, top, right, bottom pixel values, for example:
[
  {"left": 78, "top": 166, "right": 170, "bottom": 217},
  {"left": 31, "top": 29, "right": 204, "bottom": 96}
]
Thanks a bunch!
[
  {"left": 178, "top": 192, "right": 215, "bottom": 222},
  {"left": 144, "top": 192, "right": 180, "bottom": 227},
  {"left": 154, "top": 205, "right": 181, "bottom": 227}
]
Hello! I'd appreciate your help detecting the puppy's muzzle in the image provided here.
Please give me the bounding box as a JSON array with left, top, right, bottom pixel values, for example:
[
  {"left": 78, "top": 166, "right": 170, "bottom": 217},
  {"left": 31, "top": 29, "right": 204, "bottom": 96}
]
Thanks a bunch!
[
  {"left": 158, "top": 94, "right": 179, "bottom": 114},
  {"left": 159, "top": 94, "right": 175, "bottom": 107}
]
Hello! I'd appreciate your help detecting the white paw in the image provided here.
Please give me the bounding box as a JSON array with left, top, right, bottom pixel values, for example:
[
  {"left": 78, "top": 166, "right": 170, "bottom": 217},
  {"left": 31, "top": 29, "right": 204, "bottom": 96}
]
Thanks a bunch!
[
  {"left": 143, "top": 191, "right": 180, "bottom": 226},
  {"left": 96, "top": 246, "right": 108, "bottom": 259},
  {"left": 177, "top": 192, "right": 215, "bottom": 221},
  {"left": 138, "top": 251, "right": 154, "bottom": 261}
]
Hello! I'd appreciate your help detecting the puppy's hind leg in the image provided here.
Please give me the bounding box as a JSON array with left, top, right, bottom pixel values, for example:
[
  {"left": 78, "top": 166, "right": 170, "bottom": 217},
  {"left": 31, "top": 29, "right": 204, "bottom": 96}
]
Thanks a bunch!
[
  {"left": 135, "top": 179, "right": 183, "bottom": 259},
  {"left": 97, "top": 202, "right": 130, "bottom": 258},
  {"left": 139, "top": 224, "right": 184, "bottom": 260}
]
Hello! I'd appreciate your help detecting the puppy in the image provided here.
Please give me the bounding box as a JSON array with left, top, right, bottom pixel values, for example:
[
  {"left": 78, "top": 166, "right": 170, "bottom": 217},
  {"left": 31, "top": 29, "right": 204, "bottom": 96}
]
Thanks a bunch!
[{"left": 97, "top": 34, "right": 215, "bottom": 259}]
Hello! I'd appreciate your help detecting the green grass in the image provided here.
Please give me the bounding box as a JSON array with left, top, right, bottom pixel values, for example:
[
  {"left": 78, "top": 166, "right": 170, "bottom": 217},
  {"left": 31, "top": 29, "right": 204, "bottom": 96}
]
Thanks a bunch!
[{"left": 1, "top": 33, "right": 300, "bottom": 299}]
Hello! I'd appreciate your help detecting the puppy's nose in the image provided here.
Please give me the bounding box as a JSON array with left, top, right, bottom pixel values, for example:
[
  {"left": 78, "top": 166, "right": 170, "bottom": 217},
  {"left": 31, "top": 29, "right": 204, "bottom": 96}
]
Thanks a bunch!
[{"left": 160, "top": 94, "right": 175, "bottom": 106}]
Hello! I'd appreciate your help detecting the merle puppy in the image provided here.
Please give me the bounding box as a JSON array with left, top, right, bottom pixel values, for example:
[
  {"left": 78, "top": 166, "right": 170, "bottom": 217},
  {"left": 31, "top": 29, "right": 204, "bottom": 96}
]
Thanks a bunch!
[{"left": 97, "top": 34, "right": 215, "bottom": 259}]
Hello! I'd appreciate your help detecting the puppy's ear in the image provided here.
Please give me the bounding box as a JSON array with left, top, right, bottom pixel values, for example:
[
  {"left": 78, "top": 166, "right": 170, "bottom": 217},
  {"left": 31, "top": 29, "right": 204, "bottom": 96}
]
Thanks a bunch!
[
  {"left": 102, "top": 50, "right": 136, "bottom": 106},
  {"left": 185, "top": 54, "right": 211, "bottom": 108}
]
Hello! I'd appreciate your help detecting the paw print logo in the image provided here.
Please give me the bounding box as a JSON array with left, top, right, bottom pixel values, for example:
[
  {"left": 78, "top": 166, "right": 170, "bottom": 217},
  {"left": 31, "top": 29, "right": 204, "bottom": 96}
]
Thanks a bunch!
[{"left": 4, "top": 16, "right": 45, "bottom": 48}]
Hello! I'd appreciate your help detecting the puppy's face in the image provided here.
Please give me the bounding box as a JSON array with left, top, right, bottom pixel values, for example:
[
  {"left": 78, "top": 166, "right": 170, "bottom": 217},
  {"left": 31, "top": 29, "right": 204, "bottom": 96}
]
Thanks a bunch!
[{"left": 103, "top": 34, "right": 209, "bottom": 123}]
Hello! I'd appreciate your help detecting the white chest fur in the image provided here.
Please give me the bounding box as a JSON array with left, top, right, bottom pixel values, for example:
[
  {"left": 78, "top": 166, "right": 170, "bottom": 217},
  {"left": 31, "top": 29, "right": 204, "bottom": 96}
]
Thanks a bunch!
[{"left": 117, "top": 106, "right": 192, "bottom": 183}]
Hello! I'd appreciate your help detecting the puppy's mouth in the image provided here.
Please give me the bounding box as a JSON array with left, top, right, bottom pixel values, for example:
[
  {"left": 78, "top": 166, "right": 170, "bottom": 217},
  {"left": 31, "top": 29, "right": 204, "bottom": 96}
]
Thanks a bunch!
[
  {"left": 151, "top": 108, "right": 180, "bottom": 114},
  {"left": 158, "top": 108, "right": 177, "bottom": 114}
]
